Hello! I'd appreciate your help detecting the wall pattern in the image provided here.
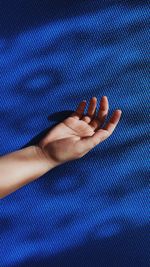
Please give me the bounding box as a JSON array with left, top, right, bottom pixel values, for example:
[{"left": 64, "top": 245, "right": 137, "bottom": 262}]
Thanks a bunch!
[{"left": 0, "top": 1, "right": 149, "bottom": 266}]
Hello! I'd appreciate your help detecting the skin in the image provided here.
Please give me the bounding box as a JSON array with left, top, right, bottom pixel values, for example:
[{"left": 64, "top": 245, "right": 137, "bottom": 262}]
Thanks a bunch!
[{"left": 0, "top": 96, "right": 122, "bottom": 199}]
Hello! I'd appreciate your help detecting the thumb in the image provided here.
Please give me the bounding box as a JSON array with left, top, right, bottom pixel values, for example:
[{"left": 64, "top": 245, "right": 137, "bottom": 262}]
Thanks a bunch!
[{"left": 79, "top": 129, "right": 109, "bottom": 152}]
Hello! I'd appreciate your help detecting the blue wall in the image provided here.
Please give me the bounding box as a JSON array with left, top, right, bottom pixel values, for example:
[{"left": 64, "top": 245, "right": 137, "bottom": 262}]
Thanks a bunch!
[{"left": 0, "top": 1, "right": 149, "bottom": 266}]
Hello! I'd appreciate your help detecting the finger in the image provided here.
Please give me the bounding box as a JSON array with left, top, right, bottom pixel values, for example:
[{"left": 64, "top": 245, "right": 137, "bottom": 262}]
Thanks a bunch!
[
  {"left": 81, "top": 97, "right": 97, "bottom": 123},
  {"left": 77, "top": 129, "right": 109, "bottom": 154},
  {"left": 89, "top": 95, "right": 109, "bottom": 131},
  {"left": 70, "top": 100, "right": 87, "bottom": 120},
  {"left": 76, "top": 109, "right": 122, "bottom": 154},
  {"left": 103, "top": 109, "right": 122, "bottom": 136}
]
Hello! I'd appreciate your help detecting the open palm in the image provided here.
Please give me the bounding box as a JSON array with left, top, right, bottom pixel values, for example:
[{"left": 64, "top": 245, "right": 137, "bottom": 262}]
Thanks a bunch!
[{"left": 39, "top": 96, "right": 122, "bottom": 166}]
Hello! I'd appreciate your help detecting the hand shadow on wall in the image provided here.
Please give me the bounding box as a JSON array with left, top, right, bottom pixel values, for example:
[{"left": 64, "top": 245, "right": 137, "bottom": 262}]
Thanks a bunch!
[{"left": 21, "top": 110, "right": 74, "bottom": 148}]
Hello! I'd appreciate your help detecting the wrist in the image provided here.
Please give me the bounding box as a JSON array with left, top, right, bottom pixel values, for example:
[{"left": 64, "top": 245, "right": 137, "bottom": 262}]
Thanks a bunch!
[
  {"left": 0, "top": 145, "right": 59, "bottom": 198},
  {"left": 34, "top": 145, "right": 60, "bottom": 170}
]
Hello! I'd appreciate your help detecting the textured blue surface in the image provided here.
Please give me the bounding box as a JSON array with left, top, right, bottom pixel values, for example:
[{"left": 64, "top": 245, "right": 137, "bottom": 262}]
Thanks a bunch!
[{"left": 0, "top": 1, "right": 149, "bottom": 266}]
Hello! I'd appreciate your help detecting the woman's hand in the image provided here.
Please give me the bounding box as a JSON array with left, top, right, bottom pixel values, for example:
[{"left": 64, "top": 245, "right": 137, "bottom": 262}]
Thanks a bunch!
[
  {"left": 38, "top": 96, "right": 122, "bottom": 166},
  {"left": 0, "top": 95, "right": 122, "bottom": 198}
]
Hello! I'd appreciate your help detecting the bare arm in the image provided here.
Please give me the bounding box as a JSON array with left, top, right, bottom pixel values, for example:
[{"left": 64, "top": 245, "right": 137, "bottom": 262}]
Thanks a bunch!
[
  {"left": 0, "top": 96, "right": 122, "bottom": 199},
  {"left": 0, "top": 145, "right": 58, "bottom": 199}
]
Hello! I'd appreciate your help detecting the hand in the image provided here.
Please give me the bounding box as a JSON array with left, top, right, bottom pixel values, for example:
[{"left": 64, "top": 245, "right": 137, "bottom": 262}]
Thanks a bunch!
[{"left": 38, "top": 96, "right": 122, "bottom": 166}]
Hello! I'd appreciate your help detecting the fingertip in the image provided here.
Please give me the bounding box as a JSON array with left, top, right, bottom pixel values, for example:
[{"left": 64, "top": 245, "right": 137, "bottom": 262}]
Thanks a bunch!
[
  {"left": 102, "top": 95, "right": 108, "bottom": 102},
  {"left": 116, "top": 109, "right": 122, "bottom": 114},
  {"left": 100, "top": 95, "right": 109, "bottom": 108}
]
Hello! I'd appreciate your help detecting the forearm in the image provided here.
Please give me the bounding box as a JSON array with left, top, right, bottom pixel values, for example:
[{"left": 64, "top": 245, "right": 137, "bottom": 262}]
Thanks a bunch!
[{"left": 0, "top": 145, "right": 58, "bottom": 199}]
